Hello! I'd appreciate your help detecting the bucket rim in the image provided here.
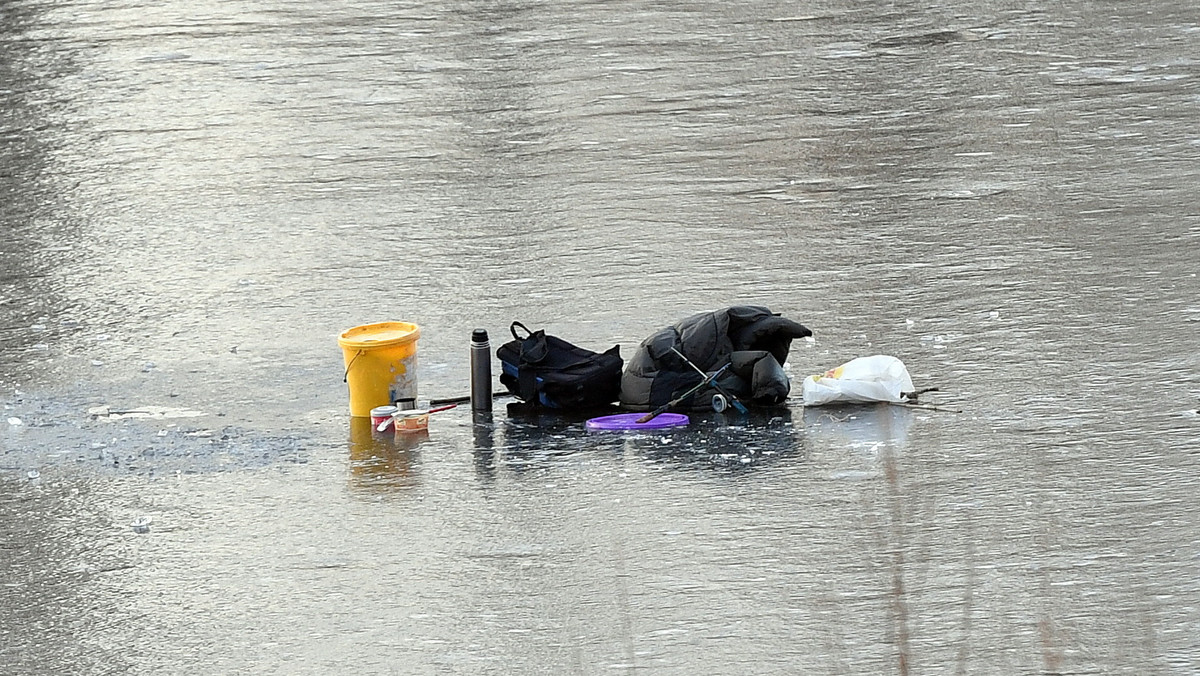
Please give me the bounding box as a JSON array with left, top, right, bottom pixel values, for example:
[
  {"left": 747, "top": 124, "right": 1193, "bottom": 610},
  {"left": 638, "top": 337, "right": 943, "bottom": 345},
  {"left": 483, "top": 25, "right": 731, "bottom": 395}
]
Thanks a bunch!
[{"left": 338, "top": 321, "right": 421, "bottom": 349}]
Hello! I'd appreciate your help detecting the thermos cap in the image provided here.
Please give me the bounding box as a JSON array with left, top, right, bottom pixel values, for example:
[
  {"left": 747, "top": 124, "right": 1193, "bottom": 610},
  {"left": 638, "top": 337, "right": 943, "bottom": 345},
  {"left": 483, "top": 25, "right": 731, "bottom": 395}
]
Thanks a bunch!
[{"left": 471, "top": 328, "right": 489, "bottom": 343}]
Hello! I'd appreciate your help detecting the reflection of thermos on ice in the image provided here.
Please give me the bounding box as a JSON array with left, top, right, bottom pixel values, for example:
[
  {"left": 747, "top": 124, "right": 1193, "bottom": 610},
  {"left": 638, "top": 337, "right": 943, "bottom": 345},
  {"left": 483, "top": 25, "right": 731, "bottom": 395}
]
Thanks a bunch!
[{"left": 470, "top": 329, "right": 492, "bottom": 412}]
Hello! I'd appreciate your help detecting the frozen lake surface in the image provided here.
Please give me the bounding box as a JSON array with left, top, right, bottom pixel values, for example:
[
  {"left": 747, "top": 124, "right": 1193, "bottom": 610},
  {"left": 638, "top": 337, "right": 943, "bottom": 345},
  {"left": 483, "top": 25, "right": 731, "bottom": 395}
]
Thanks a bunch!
[{"left": 2, "top": 0, "right": 1198, "bottom": 673}]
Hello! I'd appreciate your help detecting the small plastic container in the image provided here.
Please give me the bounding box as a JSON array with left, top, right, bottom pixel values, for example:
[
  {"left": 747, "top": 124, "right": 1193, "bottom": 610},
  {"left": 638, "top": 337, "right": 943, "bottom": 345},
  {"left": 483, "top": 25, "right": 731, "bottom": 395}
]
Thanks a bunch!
[
  {"left": 393, "top": 412, "right": 430, "bottom": 433},
  {"left": 370, "top": 405, "right": 399, "bottom": 432}
]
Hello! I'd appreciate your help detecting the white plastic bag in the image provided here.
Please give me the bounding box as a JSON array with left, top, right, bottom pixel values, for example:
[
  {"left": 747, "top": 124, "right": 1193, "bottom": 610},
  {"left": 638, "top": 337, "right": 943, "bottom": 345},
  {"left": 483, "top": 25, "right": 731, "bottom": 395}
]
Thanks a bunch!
[{"left": 801, "top": 355, "right": 915, "bottom": 406}]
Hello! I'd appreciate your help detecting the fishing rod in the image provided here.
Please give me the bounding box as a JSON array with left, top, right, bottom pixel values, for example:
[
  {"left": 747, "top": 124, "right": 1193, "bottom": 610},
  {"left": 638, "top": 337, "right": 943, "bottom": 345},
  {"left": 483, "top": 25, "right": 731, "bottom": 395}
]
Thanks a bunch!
[
  {"left": 669, "top": 347, "right": 748, "bottom": 414},
  {"left": 637, "top": 363, "right": 732, "bottom": 424}
]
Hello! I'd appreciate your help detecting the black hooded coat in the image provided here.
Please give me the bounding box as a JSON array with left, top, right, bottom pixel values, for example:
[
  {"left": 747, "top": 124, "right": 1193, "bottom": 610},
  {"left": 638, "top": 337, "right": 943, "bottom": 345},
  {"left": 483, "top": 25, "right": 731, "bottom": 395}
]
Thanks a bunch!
[{"left": 619, "top": 306, "right": 812, "bottom": 411}]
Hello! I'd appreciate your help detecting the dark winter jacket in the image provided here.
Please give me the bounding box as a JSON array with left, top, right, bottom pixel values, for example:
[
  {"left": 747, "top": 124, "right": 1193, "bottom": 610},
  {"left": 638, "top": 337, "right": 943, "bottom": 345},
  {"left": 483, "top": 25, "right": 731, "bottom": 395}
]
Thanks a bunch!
[{"left": 619, "top": 306, "right": 812, "bottom": 411}]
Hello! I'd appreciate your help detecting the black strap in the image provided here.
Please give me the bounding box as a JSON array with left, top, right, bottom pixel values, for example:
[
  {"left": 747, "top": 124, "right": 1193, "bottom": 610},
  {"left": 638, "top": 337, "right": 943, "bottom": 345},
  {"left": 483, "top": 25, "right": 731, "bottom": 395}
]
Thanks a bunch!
[
  {"left": 513, "top": 322, "right": 545, "bottom": 403},
  {"left": 510, "top": 321, "right": 532, "bottom": 341},
  {"left": 518, "top": 365, "right": 538, "bottom": 403},
  {"left": 520, "top": 331, "right": 549, "bottom": 365}
]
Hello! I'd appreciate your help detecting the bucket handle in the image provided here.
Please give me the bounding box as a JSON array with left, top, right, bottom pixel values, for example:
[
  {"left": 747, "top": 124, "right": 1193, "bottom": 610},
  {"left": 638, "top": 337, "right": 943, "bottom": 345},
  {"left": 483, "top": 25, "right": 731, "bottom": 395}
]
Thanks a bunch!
[{"left": 343, "top": 349, "right": 364, "bottom": 382}]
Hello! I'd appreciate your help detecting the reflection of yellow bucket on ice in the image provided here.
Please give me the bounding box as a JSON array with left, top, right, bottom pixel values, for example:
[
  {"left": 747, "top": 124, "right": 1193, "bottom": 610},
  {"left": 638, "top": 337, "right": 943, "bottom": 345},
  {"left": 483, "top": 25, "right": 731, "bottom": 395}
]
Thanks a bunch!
[
  {"left": 338, "top": 321, "right": 420, "bottom": 417},
  {"left": 347, "top": 417, "right": 423, "bottom": 493}
]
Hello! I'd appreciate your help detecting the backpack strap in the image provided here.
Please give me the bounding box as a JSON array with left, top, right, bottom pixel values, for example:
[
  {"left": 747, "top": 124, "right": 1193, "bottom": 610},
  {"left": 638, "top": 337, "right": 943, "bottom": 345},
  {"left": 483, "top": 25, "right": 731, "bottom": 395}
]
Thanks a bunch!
[
  {"left": 510, "top": 321, "right": 532, "bottom": 341},
  {"left": 517, "top": 327, "right": 549, "bottom": 404}
]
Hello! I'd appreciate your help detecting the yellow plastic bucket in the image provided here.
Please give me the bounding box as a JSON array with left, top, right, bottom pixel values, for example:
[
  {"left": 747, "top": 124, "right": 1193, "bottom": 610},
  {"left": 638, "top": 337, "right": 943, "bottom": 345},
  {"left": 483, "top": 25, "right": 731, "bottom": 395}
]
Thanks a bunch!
[{"left": 338, "top": 321, "right": 420, "bottom": 417}]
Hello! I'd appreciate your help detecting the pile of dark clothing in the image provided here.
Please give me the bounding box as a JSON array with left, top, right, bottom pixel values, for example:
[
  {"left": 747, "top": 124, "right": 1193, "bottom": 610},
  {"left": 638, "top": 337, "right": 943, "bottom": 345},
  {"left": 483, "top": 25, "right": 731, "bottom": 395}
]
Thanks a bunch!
[
  {"left": 618, "top": 305, "right": 811, "bottom": 411},
  {"left": 498, "top": 305, "right": 810, "bottom": 412}
]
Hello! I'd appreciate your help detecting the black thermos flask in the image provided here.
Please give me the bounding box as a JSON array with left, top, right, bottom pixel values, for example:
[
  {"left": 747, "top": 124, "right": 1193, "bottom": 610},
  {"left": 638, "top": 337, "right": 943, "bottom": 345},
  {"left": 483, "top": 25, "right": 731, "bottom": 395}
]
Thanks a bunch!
[{"left": 470, "top": 329, "right": 492, "bottom": 412}]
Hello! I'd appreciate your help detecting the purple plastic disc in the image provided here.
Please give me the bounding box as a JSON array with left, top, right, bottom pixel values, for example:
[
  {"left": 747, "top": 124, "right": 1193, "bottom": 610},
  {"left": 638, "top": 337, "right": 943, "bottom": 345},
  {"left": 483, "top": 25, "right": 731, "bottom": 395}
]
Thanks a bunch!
[{"left": 585, "top": 412, "right": 689, "bottom": 432}]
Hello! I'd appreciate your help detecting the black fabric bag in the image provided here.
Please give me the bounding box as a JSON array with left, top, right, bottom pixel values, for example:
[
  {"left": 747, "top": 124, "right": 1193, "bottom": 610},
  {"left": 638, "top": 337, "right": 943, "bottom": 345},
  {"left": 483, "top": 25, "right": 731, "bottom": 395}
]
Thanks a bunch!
[{"left": 497, "top": 322, "right": 623, "bottom": 410}]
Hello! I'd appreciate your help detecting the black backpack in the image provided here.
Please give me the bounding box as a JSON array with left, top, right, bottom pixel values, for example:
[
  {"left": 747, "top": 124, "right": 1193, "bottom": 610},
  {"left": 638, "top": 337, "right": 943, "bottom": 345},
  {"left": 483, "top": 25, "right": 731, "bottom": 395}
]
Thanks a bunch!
[{"left": 497, "top": 322, "right": 623, "bottom": 410}]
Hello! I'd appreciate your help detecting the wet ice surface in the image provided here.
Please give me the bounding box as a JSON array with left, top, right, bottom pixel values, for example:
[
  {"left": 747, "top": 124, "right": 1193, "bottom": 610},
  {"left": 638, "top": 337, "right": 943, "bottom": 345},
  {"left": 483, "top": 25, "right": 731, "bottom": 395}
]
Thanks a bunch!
[{"left": 3, "top": 0, "right": 1200, "bottom": 674}]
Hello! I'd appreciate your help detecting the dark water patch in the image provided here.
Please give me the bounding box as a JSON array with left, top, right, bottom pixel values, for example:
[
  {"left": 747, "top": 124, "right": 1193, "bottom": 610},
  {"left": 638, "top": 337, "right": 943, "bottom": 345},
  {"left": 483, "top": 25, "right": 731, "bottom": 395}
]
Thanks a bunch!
[
  {"left": 870, "top": 29, "right": 968, "bottom": 49},
  {"left": 2, "top": 392, "right": 313, "bottom": 477}
]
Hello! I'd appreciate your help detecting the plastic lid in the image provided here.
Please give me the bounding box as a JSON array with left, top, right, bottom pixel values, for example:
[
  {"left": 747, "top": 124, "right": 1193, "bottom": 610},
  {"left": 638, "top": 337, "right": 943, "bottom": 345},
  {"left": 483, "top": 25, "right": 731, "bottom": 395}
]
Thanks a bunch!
[
  {"left": 585, "top": 412, "right": 689, "bottom": 432},
  {"left": 338, "top": 322, "right": 420, "bottom": 348},
  {"left": 472, "top": 328, "right": 489, "bottom": 343}
]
